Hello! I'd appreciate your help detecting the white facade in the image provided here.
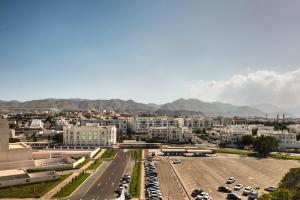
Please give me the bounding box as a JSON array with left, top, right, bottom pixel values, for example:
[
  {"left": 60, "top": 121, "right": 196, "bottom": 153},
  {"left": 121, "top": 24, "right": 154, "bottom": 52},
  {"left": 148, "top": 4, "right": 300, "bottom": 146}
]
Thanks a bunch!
[
  {"left": 288, "top": 124, "right": 300, "bottom": 134},
  {"left": 30, "top": 119, "right": 44, "bottom": 129},
  {"left": 148, "top": 126, "right": 192, "bottom": 143},
  {"left": 220, "top": 125, "right": 252, "bottom": 143},
  {"left": 184, "top": 117, "right": 213, "bottom": 132},
  {"left": 129, "top": 117, "right": 184, "bottom": 134},
  {"left": 81, "top": 119, "right": 128, "bottom": 135},
  {"left": 63, "top": 124, "right": 117, "bottom": 147},
  {"left": 257, "top": 129, "right": 298, "bottom": 149}
]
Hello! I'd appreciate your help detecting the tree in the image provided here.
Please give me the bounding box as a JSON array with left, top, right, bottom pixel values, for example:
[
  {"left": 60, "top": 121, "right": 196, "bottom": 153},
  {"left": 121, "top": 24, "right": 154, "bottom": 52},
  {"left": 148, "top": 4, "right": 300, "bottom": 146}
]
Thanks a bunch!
[
  {"left": 259, "top": 193, "right": 272, "bottom": 200},
  {"left": 241, "top": 135, "right": 256, "bottom": 146},
  {"left": 254, "top": 135, "right": 278, "bottom": 157},
  {"left": 271, "top": 188, "right": 292, "bottom": 200}
]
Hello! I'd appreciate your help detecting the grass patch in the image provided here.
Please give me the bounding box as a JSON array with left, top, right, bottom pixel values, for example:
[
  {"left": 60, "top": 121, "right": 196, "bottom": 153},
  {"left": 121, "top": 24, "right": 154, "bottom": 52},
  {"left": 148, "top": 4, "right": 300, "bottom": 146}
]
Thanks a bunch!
[
  {"left": 53, "top": 172, "right": 90, "bottom": 198},
  {"left": 87, "top": 160, "right": 102, "bottom": 170},
  {"left": 132, "top": 149, "right": 142, "bottom": 160},
  {"left": 100, "top": 149, "right": 117, "bottom": 159},
  {"left": 270, "top": 153, "right": 300, "bottom": 161},
  {"left": 129, "top": 149, "right": 142, "bottom": 198},
  {"left": 215, "top": 148, "right": 257, "bottom": 156},
  {"left": 0, "top": 174, "right": 71, "bottom": 198}
]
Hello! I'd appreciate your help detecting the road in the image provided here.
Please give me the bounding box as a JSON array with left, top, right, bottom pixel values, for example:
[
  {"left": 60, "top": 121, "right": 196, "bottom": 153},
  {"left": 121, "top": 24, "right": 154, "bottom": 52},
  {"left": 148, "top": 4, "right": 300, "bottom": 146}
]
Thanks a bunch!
[{"left": 71, "top": 149, "right": 130, "bottom": 200}]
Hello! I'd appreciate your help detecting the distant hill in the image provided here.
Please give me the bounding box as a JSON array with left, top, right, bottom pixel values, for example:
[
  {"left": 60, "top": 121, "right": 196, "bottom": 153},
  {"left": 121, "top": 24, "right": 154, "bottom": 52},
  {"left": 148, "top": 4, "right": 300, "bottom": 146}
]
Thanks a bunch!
[
  {"left": 158, "top": 98, "right": 266, "bottom": 117},
  {"left": 0, "top": 99, "right": 154, "bottom": 113},
  {"left": 2, "top": 98, "right": 297, "bottom": 117}
]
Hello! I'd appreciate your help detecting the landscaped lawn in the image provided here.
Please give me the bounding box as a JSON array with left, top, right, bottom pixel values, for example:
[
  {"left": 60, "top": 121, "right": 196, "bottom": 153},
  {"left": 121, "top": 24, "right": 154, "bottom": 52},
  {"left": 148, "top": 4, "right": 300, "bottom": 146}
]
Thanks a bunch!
[
  {"left": 87, "top": 160, "right": 102, "bottom": 170},
  {"left": 100, "top": 148, "right": 117, "bottom": 159},
  {"left": 53, "top": 172, "right": 90, "bottom": 198},
  {"left": 215, "top": 148, "right": 257, "bottom": 156},
  {"left": 129, "top": 149, "right": 142, "bottom": 198},
  {"left": 0, "top": 174, "right": 71, "bottom": 198}
]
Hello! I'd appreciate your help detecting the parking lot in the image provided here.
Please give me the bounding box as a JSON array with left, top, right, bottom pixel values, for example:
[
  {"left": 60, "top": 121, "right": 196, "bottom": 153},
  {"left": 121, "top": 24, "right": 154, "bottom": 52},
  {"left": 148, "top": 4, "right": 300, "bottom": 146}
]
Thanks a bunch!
[
  {"left": 168, "top": 154, "right": 300, "bottom": 199},
  {"left": 156, "top": 158, "right": 187, "bottom": 200}
]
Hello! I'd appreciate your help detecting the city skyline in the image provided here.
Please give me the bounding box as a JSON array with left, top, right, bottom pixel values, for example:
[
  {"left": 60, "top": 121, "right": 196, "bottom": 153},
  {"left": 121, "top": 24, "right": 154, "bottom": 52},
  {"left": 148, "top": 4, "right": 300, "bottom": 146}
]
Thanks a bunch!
[{"left": 1, "top": 0, "right": 300, "bottom": 107}]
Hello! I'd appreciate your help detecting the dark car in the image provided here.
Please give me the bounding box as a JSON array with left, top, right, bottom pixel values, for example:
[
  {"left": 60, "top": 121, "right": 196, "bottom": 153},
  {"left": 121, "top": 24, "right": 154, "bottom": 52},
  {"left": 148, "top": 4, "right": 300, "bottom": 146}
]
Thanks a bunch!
[
  {"left": 227, "top": 193, "right": 242, "bottom": 200},
  {"left": 191, "top": 188, "right": 203, "bottom": 197},
  {"left": 218, "top": 186, "right": 232, "bottom": 193}
]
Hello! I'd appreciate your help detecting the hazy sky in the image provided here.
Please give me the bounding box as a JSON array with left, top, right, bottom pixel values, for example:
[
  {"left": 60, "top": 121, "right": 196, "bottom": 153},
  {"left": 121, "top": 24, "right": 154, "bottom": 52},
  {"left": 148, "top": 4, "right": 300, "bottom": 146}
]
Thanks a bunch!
[{"left": 1, "top": 0, "right": 300, "bottom": 107}]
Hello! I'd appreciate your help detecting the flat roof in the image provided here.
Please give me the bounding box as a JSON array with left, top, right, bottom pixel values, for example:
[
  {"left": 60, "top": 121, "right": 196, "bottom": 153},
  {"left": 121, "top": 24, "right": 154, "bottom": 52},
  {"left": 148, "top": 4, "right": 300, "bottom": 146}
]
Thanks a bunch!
[{"left": 9, "top": 143, "right": 30, "bottom": 149}]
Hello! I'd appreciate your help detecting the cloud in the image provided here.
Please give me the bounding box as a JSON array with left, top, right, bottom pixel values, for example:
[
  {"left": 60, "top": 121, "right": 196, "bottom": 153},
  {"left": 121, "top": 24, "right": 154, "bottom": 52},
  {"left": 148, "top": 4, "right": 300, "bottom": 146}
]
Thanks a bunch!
[{"left": 188, "top": 69, "right": 300, "bottom": 107}]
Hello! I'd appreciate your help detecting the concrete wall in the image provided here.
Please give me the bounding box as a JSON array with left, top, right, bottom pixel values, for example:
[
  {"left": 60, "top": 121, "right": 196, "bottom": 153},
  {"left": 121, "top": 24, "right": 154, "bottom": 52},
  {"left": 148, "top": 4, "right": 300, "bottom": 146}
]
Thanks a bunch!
[
  {"left": 90, "top": 148, "right": 101, "bottom": 158},
  {"left": 0, "top": 171, "right": 60, "bottom": 188},
  {"left": 72, "top": 156, "right": 86, "bottom": 168},
  {"left": 0, "top": 146, "right": 33, "bottom": 163}
]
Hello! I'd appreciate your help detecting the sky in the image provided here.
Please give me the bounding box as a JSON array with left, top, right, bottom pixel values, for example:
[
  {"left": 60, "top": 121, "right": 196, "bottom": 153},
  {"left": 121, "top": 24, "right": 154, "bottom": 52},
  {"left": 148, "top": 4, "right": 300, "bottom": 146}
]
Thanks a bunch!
[{"left": 1, "top": 0, "right": 300, "bottom": 107}]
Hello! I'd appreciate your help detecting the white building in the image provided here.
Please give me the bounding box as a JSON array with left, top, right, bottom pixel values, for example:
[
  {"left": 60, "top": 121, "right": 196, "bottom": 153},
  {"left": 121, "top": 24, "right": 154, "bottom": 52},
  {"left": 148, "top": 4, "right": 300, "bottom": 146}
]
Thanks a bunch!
[
  {"left": 288, "top": 124, "right": 300, "bottom": 134},
  {"left": 148, "top": 126, "right": 192, "bottom": 143},
  {"left": 81, "top": 118, "right": 128, "bottom": 135},
  {"left": 220, "top": 125, "right": 252, "bottom": 143},
  {"left": 63, "top": 124, "right": 117, "bottom": 147},
  {"left": 129, "top": 117, "right": 184, "bottom": 134},
  {"left": 257, "top": 129, "right": 298, "bottom": 149},
  {"left": 30, "top": 119, "right": 44, "bottom": 129},
  {"left": 184, "top": 117, "right": 213, "bottom": 132}
]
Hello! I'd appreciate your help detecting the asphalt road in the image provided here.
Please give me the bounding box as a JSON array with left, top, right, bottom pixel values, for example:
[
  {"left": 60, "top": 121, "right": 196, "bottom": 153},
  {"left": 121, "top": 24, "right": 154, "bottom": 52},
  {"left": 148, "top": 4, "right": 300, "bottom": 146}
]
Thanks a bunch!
[{"left": 71, "top": 149, "right": 130, "bottom": 200}]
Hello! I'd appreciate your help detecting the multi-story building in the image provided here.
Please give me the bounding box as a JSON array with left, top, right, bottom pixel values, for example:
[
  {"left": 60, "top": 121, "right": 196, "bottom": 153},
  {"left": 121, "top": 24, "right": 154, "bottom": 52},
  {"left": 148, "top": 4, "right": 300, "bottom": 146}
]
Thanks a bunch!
[
  {"left": 257, "top": 129, "right": 298, "bottom": 149},
  {"left": 184, "top": 117, "right": 213, "bottom": 132},
  {"left": 81, "top": 119, "right": 128, "bottom": 135},
  {"left": 63, "top": 123, "right": 117, "bottom": 147},
  {"left": 148, "top": 127, "right": 192, "bottom": 143},
  {"left": 288, "top": 124, "right": 300, "bottom": 134},
  {"left": 220, "top": 125, "right": 252, "bottom": 143},
  {"left": 129, "top": 117, "right": 184, "bottom": 134}
]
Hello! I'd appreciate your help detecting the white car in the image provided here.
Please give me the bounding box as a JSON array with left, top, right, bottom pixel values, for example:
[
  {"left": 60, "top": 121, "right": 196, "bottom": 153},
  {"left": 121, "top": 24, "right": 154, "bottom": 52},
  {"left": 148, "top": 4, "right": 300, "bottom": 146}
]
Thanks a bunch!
[
  {"left": 227, "top": 177, "right": 235, "bottom": 184},
  {"left": 196, "top": 192, "right": 211, "bottom": 200},
  {"left": 234, "top": 184, "right": 243, "bottom": 190},
  {"left": 243, "top": 186, "right": 253, "bottom": 195}
]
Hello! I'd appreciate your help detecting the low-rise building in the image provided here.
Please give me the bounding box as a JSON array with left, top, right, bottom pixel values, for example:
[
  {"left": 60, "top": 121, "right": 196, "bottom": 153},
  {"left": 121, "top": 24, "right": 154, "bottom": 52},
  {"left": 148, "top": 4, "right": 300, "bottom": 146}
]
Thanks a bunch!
[
  {"left": 30, "top": 119, "right": 44, "bottom": 129},
  {"left": 129, "top": 116, "right": 184, "bottom": 134},
  {"left": 81, "top": 118, "right": 128, "bottom": 135},
  {"left": 148, "top": 126, "right": 192, "bottom": 143},
  {"left": 63, "top": 123, "right": 117, "bottom": 147}
]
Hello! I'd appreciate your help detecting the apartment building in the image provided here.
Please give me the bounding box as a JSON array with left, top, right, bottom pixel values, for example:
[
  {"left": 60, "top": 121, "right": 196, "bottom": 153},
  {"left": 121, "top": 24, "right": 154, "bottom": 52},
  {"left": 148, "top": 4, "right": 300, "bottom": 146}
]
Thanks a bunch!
[
  {"left": 184, "top": 117, "right": 214, "bottom": 132},
  {"left": 148, "top": 126, "right": 192, "bottom": 143},
  {"left": 257, "top": 129, "right": 298, "bottom": 149},
  {"left": 81, "top": 118, "right": 128, "bottom": 135},
  {"left": 288, "top": 124, "right": 300, "bottom": 134},
  {"left": 63, "top": 123, "right": 117, "bottom": 147},
  {"left": 129, "top": 117, "right": 184, "bottom": 134},
  {"left": 220, "top": 125, "right": 252, "bottom": 143}
]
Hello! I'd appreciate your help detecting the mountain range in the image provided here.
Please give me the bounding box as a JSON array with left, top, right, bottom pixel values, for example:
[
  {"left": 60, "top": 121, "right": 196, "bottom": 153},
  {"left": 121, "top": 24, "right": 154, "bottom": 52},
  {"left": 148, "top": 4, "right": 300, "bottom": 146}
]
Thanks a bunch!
[{"left": 0, "top": 98, "right": 298, "bottom": 117}]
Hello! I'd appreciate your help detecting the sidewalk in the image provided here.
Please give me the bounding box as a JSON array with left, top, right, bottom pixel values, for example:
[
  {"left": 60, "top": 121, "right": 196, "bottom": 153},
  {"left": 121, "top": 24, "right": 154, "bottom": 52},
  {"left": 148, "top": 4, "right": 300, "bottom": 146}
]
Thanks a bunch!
[
  {"left": 40, "top": 149, "right": 106, "bottom": 200},
  {"left": 140, "top": 149, "right": 145, "bottom": 200}
]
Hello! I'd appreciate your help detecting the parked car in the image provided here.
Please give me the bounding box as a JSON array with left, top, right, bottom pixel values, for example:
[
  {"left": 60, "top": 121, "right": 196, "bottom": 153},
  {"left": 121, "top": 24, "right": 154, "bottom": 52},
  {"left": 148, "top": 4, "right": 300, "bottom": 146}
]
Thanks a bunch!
[
  {"left": 265, "top": 186, "right": 276, "bottom": 192},
  {"left": 191, "top": 188, "right": 203, "bottom": 197},
  {"left": 227, "top": 177, "right": 236, "bottom": 184},
  {"left": 218, "top": 186, "right": 232, "bottom": 193},
  {"left": 248, "top": 192, "right": 258, "bottom": 200},
  {"left": 173, "top": 160, "right": 181, "bottom": 164},
  {"left": 227, "top": 193, "right": 242, "bottom": 200},
  {"left": 243, "top": 186, "right": 253, "bottom": 195},
  {"left": 234, "top": 184, "right": 243, "bottom": 190}
]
